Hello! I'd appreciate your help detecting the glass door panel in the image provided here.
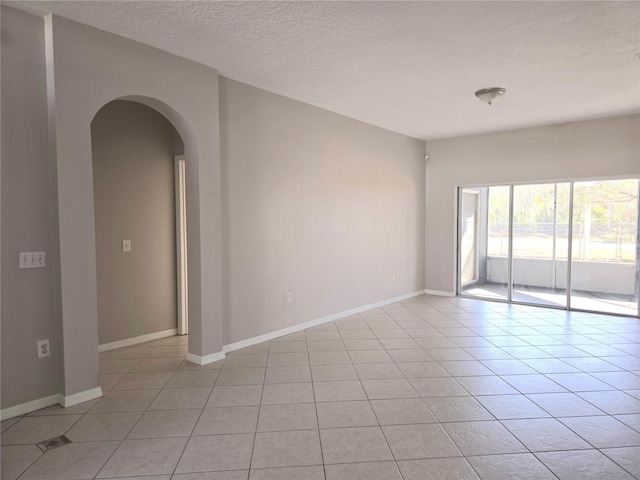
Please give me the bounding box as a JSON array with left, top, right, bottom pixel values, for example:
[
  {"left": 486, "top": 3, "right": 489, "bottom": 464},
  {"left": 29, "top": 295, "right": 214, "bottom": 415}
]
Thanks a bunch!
[
  {"left": 570, "top": 179, "right": 639, "bottom": 315},
  {"left": 459, "top": 185, "right": 510, "bottom": 300},
  {"left": 511, "top": 183, "right": 570, "bottom": 307}
]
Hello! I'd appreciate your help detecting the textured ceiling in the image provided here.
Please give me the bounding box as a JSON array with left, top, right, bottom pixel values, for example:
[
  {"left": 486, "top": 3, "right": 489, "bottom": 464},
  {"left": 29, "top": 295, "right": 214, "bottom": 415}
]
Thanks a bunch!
[{"left": 8, "top": 1, "right": 640, "bottom": 140}]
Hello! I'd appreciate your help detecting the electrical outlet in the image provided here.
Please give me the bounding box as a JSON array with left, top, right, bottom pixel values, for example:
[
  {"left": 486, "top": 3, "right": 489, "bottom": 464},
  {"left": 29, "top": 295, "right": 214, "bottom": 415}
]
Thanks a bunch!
[
  {"left": 20, "top": 252, "right": 46, "bottom": 269},
  {"left": 286, "top": 292, "right": 293, "bottom": 303},
  {"left": 392, "top": 271, "right": 396, "bottom": 281},
  {"left": 37, "top": 339, "right": 50, "bottom": 358},
  {"left": 122, "top": 240, "right": 132, "bottom": 252}
]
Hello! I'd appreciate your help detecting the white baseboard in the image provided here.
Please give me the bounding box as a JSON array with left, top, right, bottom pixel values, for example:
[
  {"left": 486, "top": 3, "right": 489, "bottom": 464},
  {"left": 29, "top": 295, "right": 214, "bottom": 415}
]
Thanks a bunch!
[
  {"left": 224, "top": 289, "right": 427, "bottom": 354},
  {"left": 61, "top": 387, "right": 103, "bottom": 408},
  {"left": 98, "top": 328, "right": 178, "bottom": 352},
  {"left": 186, "top": 351, "right": 226, "bottom": 365},
  {"left": 0, "top": 394, "right": 61, "bottom": 421},
  {"left": 424, "top": 289, "right": 456, "bottom": 297}
]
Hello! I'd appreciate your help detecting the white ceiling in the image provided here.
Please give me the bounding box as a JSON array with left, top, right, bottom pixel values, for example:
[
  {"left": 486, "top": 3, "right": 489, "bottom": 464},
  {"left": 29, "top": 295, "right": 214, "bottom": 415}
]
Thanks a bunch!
[{"left": 9, "top": 1, "right": 640, "bottom": 140}]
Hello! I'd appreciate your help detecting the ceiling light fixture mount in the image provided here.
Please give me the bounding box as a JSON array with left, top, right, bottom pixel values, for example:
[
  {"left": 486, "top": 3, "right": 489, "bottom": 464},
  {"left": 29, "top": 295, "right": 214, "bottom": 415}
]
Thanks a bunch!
[{"left": 475, "top": 87, "right": 506, "bottom": 105}]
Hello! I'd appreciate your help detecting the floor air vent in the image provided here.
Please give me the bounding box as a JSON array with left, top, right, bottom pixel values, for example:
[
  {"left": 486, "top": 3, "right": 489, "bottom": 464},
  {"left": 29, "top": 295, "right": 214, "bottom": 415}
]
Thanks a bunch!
[{"left": 37, "top": 435, "right": 72, "bottom": 452}]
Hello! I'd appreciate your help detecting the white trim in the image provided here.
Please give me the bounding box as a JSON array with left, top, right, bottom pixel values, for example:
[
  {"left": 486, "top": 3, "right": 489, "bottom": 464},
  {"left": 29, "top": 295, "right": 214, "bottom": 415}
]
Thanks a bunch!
[
  {"left": 175, "top": 155, "right": 188, "bottom": 336},
  {"left": 1, "top": 394, "right": 60, "bottom": 421},
  {"left": 186, "top": 351, "right": 226, "bottom": 365},
  {"left": 224, "top": 289, "right": 427, "bottom": 354},
  {"left": 60, "top": 387, "right": 103, "bottom": 408},
  {"left": 424, "top": 289, "right": 455, "bottom": 297},
  {"left": 98, "top": 329, "right": 178, "bottom": 352}
]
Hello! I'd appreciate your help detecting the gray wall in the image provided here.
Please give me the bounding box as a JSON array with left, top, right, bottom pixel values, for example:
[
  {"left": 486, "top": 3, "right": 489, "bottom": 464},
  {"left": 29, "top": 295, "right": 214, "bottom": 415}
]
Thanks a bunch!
[
  {"left": 425, "top": 114, "right": 640, "bottom": 294},
  {"left": 1, "top": 8, "right": 63, "bottom": 407},
  {"left": 92, "top": 101, "right": 178, "bottom": 345},
  {"left": 219, "top": 78, "right": 427, "bottom": 344}
]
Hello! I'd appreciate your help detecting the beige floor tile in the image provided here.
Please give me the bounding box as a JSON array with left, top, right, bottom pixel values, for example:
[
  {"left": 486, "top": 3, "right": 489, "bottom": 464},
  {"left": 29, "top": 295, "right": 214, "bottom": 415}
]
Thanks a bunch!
[
  {"left": 127, "top": 409, "right": 200, "bottom": 438},
  {"left": 90, "top": 389, "right": 159, "bottom": 413},
  {"left": 206, "top": 385, "right": 263, "bottom": 407},
  {"left": 409, "top": 377, "right": 468, "bottom": 397},
  {"left": 261, "top": 383, "right": 314, "bottom": 404},
  {"left": 173, "top": 472, "right": 247, "bottom": 479},
  {"left": 1, "top": 415, "right": 81, "bottom": 445},
  {"left": 343, "top": 339, "right": 384, "bottom": 350},
  {"left": 467, "top": 453, "right": 556, "bottom": 480},
  {"left": 313, "top": 380, "right": 366, "bottom": 402},
  {"left": 601, "top": 446, "right": 640, "bottom": 479},
  {"left": 370, "top": 398, "right": 436, "bottom": 425},
  {"left": 591, "top": 371, "right": 640, "bottom": 390},
  {"left": 361, "top": 379, "right": 418, "bottom": 400},
  {"left": 440, "top": 360, "right": 494, "bottom": 377},
  {"left": 257, "top": 403, "right": 317, "bottom": 432},
  {"left": 325, "top": 461, "right": 402, "bottom": 480},
  {"left": 98, "top": 437, "right": 187, "bottom": 477},
  {"left": 0, "top": 445, "right": 42, "bottom": 480},
  {"left": 613, "top": 413, "right": 640, "bottom": 431},
  {"left": 398, "top": 458, "right": 479, "bottom": 480},
  {"left": 222, "top": 354, "right": 268, "bottom": 368},
  {"left": 578, "top": 391, "right": 640, "bottom": 415},
  {"left": 132, "top": 357, "right": 183, "bottom": 373},
  {"left": 307, "top": 340, "right": 347, "bottom": 352},
  {"left": 112, "top": 372, "right": 173, "bottom": 390},
  {"left": 216, "top": 367, "right": 265, "bottom": 385},
  {"left": 251, "top": 430, "right": 322, "bottom": 469},
  {"left": 250, "top": 465, "right": 325, "bottom": 480},
  {"left": 194, "top": 406, "right": 259, "bottom": 435},
  {"left": 428, "top": 348, "right": 475, "bottom": 361},
  {"left": 147, "top": 345, "right": 188, "bottom": 358},
  {"left": 309, "top": 351, "right": 351, "bottom": 365},
  {"left": 268, "top": 341, "right": 308, "bottom": 353},
  {"left": 442, "top": 421, "right": 528, "bottom": 456},
  {"left": 306, "top": 330, "right": 342, "bottom": 341},
  {"left": 501, "top": 374, "right": 567, "bottom": 394},
  {"left": 316, "top": 400, "right": 378, "bottom": 428},
  {"left": 527, "top": 392, "right": 606, "bottom": 417},
  {"left": 229, "top": 343, "right": 270, "bottom": 355},
  {"left": 396, "top": 362, "right": 450, "bottom": 378},
  {"left": 100, "top": 373, "right": 126, "bottom": 392},
  {"left": 165, "top": 370, "right": 220, "bottom": 388},
  {"left": 311, "top": 364, "right": 358, "bottom": 382},
  {"left": 349, "top": 350, "right": 393, "bottom": 364},
  {"left": 502, "top": 418, "right": 592, "bottom": 452},
  {"left": 321, "top": 426, "right": 392, "bottom": 464},
  {"left": 475, "top": 394, "right": 551, "bottom": 420},
  {"left": 264, "top": 366, "right": 311, "bottom": 384},
  {"left": 481, "top": 359, "right": 538, "bottom": 375},
  {"left": 148, "top": 387, "right": 211, "bottom": 410},
  {"left": 22, "top": 441, "right": 119, "bottom": 480},
  {"left": 536, "top": 449, "right": 636, "bottom": 480},
  {"left": 99, "top": 358, "right": 141, "bottom": 374},
  {"left": 339, "top": 329, "right": 376, "bottom": 339},
  {"left": 382, "top": 423, "right": 461, "bottom": 460},
  {"left": 454, "top": 375, "right": 518, "bottom": 395},
  {"left": 66, "top": 412, "right": 141, "bottom": 441},
  {"left": 175, "top": 434, "right": 254, "bottom": 473},
  {"left": 355, "top": 363, "right": 404, "bottom": 380},
  {"left": 559, "top": 415, "right": 640, "bottom": 448},
  {"left": 1, "top": 417, "right": 20, "bottom": 432},
  {"left": 386, "top": 348, "right": 432, "bottom": 362},
  {"left": 424, "top": 396, "right": 493, "bottom": 422},
  {"left": 546, "top": 373, "right": 617, "bottom": 392},
  {"left": 267, "top": 352, "right": 310, "bottom": 367}
]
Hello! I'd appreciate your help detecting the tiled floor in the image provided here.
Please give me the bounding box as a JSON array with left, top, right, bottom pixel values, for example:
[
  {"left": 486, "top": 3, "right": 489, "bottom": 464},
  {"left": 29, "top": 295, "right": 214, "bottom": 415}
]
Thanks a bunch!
[{"left": 2, "top": 294, "right": 640, "bottom": 479}]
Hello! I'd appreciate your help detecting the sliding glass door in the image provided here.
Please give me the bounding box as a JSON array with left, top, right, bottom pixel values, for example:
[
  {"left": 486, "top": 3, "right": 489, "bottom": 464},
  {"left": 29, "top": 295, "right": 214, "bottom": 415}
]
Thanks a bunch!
[
  {"left": 511, "top": 183, "right": 570, "bottom": 308},
  {"left": 457, "top": 178, "right": 639, "bottom": 316},
  {"left": 570, "top": 179, "right": 639, "bottom": 315}
]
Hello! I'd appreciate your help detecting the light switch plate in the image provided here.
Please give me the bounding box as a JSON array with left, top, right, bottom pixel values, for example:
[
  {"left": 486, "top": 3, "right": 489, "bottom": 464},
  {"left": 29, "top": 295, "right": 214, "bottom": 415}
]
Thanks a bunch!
[{"left": 122, "top": 240, "right": 132, "bottom": 252}]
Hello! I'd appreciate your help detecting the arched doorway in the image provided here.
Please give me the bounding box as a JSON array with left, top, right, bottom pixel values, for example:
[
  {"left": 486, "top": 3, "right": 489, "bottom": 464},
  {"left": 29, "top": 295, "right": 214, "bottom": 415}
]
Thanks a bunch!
[{"left": 91, "top": 100, "right": 186, "bottom": 349}]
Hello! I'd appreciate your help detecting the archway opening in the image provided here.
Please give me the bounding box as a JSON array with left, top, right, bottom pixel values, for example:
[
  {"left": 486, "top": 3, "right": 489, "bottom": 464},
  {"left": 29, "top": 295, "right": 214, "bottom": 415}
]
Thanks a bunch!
[{"left": 91, "top": 100, "right": 188, "bottom": 352}]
